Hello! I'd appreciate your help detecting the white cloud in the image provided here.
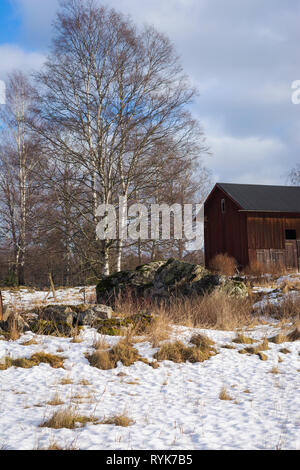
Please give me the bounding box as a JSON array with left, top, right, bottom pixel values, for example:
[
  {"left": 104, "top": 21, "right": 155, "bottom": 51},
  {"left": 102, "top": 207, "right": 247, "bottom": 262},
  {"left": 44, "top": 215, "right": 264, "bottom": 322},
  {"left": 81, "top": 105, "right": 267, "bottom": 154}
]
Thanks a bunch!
[
  {"left": 204, "top": 132, "right": 287, "bottom": 185},
  {"left": 0, "top": 44, "right": 45, "bottom": 79}
]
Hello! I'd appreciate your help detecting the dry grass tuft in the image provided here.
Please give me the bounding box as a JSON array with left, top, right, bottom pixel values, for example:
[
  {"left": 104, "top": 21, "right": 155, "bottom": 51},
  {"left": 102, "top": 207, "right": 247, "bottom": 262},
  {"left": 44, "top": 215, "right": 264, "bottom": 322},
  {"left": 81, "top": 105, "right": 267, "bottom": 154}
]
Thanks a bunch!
[
  {"left": 221, "top": 344, "right": 236, "bottom": 350},
  {"left": 144, "top": 314, "right": 171, "bottom": 347},
  {"left": 47, "top": 393, "right": 65, "bottom": 406},
  {"left": 242, "top": 338, "right": 269, "bottom": 354},
  {"left": 59, "top": 376, "right": 73, "bottom": 385},
  {"left": 92, "top": 335, "right": 109, "bottom": 350},
  {"left": 219, "top": 386, "right": 233, "bottom": 400},
  {"left": 268, "top": 333, "right": 288, "bottom": 344},
  {"left": 30, "top": 352, "right": 65, "bottom": 369},
  {"left": 153, "top": 340, "right": 216, "bottom": 364},
  {"left": 0, "top": 352, "right": 65, "bottom": 370},
  {"left": 22, "top": 338, "right": 38, "bottom": 346},
  {"left": 190, "top": 333, "right": 215, "bottom": 348},
  {"left": 257, "top": 352, "right": 268, "bottom": 361},
  {"left": 79, "top": 379, "right": 91, "bottom": 386},
  {"left": 287, "top": 327, "right": 300, "bottom": 342},
  {"left": 87, "top": 350, "right": 115, "bottom": 370},
  {"left": 209, "top": 253, "right": 237, "bottom": 276},
  {"left": 70, "top": 336, "right": 83, "bottom": 344},
  {"left": 40, "top": 406, "right": 98, "bottom": 429},
  {"left": 87, "top": 339, "right": 146, "bottom": 370},
  {"left": 233, "top": 333, "right": 255, "bottom": 344},
  {"left": 279, "top": 348, "right": 291, "bottom": 354},
  {"left": 100, "top": 412, "right": 134, "bottom": 427}
]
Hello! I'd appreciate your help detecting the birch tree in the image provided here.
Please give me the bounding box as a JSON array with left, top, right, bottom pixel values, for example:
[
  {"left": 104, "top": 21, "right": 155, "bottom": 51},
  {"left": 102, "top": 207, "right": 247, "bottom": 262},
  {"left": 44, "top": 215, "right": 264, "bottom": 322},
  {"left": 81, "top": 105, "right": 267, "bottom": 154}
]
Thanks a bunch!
[
  {"left": 32, "top": 0, "right": 208, "bottom": 276},
  {"left": 0, "top": 72, "right": 40, "bottom": 285}
]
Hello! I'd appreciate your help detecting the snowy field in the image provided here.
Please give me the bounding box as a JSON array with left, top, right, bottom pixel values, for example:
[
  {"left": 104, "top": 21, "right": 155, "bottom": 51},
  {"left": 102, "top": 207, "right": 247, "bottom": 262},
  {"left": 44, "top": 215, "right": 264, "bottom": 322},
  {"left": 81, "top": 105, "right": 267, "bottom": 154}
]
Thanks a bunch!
[{"left": 0, "top": 281, "right": 299, "bottom": 450}]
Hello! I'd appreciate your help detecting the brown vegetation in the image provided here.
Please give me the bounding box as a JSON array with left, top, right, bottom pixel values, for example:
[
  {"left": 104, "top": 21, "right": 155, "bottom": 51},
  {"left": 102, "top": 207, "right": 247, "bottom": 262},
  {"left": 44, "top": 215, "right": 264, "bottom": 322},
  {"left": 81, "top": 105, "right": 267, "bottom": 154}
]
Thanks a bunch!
[
  {"left": 0, "top": 352, "right": 65, "bottom": 370},
  {"left": 153, "top": 340, "right": 216, "bottom": 363},
  {"left": 40, "top": 406, "right": 98, "bottom": 429},
  {"left": 209, "top": 253, "right": 237, "bottom": 276}
]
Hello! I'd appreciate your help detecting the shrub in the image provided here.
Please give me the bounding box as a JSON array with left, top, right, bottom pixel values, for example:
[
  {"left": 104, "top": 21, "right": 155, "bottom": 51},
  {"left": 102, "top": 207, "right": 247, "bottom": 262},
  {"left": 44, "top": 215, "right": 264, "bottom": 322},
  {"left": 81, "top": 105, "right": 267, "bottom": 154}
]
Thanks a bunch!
[{"left": 209, "top": 253, "right": 237, "bottom": 276}]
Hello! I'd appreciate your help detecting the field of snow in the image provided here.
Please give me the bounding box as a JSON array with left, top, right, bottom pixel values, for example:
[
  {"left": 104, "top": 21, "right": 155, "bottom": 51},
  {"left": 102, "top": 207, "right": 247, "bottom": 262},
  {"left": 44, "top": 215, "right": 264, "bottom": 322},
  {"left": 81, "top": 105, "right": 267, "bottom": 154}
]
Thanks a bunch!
[{"left": 0, "top": 280, "right": 299, "bottom": 450}]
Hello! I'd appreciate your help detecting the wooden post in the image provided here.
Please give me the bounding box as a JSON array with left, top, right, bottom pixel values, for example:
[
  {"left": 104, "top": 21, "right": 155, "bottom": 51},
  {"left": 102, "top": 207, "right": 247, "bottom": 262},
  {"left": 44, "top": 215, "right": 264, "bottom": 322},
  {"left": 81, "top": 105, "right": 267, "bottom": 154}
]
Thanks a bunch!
[
  {"left": 48, "top": 273, "right": 57, "bottom": 301},
  {"left": 0, "top": 290, "right": 3, "bottom": 321}
]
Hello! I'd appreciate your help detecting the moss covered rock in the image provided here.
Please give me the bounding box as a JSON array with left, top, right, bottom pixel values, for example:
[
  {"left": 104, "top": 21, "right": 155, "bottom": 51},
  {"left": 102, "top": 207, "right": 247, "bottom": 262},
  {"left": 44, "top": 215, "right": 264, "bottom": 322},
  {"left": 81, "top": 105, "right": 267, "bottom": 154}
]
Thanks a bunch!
[{"left": 96, "top": 258, "right": 248, "bottom": 305}]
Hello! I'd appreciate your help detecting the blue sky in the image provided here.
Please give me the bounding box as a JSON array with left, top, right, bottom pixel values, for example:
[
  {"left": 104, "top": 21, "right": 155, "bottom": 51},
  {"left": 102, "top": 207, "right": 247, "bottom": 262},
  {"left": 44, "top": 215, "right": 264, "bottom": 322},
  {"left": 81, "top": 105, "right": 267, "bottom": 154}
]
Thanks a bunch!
[
  {"left": 0, "top": 0, "right": 299, "bottom": 186},
  {"left": 0, "top": 1, "right": 21, "bottom": 44}
]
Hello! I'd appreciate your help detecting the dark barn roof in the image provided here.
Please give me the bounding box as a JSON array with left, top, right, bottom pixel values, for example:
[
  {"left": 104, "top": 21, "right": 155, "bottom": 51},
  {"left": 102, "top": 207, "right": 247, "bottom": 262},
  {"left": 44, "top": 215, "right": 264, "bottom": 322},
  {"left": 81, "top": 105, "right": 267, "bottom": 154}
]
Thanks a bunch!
[{"left": 217, "top": 183, "right": 300, "bottom": 213}]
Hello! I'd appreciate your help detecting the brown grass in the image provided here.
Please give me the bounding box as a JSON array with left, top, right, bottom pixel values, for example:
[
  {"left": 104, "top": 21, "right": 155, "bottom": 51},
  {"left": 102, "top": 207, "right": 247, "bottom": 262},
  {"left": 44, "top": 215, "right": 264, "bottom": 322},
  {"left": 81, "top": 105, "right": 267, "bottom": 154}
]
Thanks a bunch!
[
  {"left": 233, "top": 333, "right": 255, "bottom": 344},
  {"left": 158, "top": 291, "right": 253, "bottom": 330},
  {"left": 153, "top": 340, "right": 216, "bottom": 363},
  {"left": 190, "top": 333, "right": 215, "bottom": 348},
  {"left": 40, "top": 406, "right": 98, "bottom": 429},
  {"left": 59, "top": 376, "right": 73, "bottom": 385},
  {"left": 209, "top": 253, "right": 237, "bottom": 276},
  {"left": 47, "top": 393, "right": 65, "bottom": 406},
  {"left": 87, "top": 339, "right": 147, "bottom": 370},
  {"left": 100, "top": 412, "right": 134, "bottom": 427},
  {"left": 258, "top": 294, "right": 300, "bottom": 320},
  {"left": 219, "top": 386, "right": 233, "bottom": 400},
  {"left": 0, "top": 352, "right": 65, "bottom": 370},
  {"left": 240, "top": 338, "right": 269, "bottom": 354},
  {"left": 144, "top": 314, "right": 171, "bottom": 347},
  {"left": 279, "top": 348, "right": 291, "bottom": 354},
  {"left": 22, "top": 338, "right": 38, "bottom": 346},
  {"left": 244, "top": 260, "right": 287, "bottom": 277},
  {"left": 92, "top": 335, "right": 109, "bottom": 350},
  {"left": 287, "top": 327, "right": 300, "bottom": 341},
  {"left": 79, "top": 379, "right": 91, "bottom": 386}
]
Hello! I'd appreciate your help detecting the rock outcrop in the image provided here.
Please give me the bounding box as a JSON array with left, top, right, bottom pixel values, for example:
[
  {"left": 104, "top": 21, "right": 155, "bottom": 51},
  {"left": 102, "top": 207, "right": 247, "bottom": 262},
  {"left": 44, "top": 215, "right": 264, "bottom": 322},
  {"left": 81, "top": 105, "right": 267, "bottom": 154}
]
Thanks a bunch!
[{"left": 96, "top": 258, "right": 247, "bottom": 305}]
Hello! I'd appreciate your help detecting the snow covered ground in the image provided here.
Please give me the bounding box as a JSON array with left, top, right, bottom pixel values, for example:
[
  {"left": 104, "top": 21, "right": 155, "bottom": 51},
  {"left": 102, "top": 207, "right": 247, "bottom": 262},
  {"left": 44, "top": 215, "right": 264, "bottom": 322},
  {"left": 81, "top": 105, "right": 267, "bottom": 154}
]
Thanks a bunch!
[
  {"left": 1, "top": 285, "right": 96, "bottom": 310},
  {"left": 0, "top": 281, "right": 299, "bottom": 450}
]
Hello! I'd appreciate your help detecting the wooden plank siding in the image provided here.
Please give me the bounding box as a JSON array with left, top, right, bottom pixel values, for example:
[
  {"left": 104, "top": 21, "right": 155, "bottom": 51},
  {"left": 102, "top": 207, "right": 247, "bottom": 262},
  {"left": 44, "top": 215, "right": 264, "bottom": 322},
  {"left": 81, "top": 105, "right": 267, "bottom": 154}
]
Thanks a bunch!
[
  {"left": 246, "top": 213, "right": 300, "bottom": 250},
  {"left": 204, "top": 186, "right": 248, "bottom": 267}
]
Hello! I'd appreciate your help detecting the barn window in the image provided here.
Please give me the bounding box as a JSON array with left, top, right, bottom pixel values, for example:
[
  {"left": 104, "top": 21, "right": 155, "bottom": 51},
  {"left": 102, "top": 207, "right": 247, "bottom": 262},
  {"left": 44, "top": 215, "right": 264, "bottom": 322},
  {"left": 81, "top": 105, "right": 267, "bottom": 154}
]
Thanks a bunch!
[
  {"left": 285, "top": 229, "right": 296, "bottom": 240},
  {"left": 221, "top": 199, "right": 226, "bottom": 214}
]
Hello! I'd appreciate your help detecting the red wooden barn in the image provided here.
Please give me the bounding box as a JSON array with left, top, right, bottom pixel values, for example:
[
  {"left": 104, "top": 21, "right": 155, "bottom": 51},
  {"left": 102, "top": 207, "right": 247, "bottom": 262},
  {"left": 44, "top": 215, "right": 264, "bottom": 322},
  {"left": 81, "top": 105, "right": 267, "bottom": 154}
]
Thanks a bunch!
[{"left": 204, "top": 183, "right": 300, "bottom": 271}]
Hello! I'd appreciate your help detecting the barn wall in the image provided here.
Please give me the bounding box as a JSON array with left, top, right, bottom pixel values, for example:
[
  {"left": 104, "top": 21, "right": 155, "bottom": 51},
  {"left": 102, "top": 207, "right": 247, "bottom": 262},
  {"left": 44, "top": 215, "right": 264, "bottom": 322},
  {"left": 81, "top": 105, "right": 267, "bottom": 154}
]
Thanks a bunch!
[
  {"left": 204, "top": 186, "right": 248, "bottom": 267},
  {"left": 247, "top": 213, "right": 300, "bottom": 269},
  {"left": 247, "top": 213, "right": 300, "bottom": 249}
]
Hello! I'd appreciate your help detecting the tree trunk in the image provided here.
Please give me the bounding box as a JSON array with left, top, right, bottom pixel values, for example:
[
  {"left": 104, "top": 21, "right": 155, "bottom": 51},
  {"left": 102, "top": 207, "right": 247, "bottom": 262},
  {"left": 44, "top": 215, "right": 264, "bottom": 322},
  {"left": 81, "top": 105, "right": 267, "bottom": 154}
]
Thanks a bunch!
[
  {"left": 0, "top": 291, "right": 3, "bottom": 321},
  {"left": 101, "top": 241, "right": 110, "bottom": 277}
]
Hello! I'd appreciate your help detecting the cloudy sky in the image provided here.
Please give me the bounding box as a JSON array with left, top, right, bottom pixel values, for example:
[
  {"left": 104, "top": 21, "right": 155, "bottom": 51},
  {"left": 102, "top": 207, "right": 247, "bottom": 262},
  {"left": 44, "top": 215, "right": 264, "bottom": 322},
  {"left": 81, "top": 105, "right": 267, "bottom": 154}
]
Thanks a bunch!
[{"left": 0, "top": 0, "right": 299, "bottom": 185}]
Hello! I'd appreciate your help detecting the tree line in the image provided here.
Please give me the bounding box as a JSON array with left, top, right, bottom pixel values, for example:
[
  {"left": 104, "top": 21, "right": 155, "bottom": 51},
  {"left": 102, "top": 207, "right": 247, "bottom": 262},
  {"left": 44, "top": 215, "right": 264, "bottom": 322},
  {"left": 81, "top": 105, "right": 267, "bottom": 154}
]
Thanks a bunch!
[{"left": 0, "top": 0, "right": 211, "bottom": 287}]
